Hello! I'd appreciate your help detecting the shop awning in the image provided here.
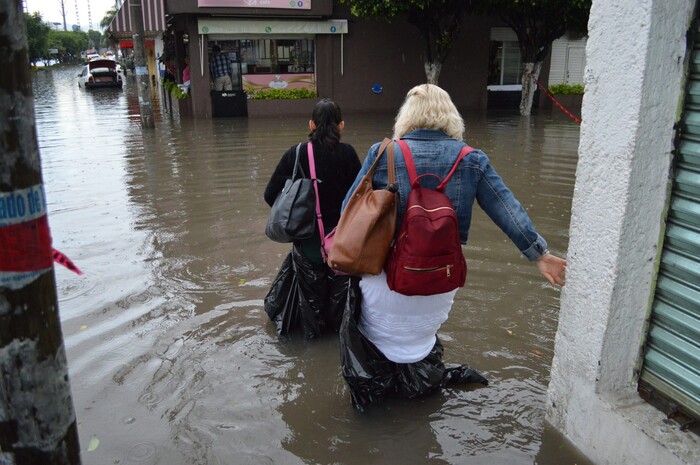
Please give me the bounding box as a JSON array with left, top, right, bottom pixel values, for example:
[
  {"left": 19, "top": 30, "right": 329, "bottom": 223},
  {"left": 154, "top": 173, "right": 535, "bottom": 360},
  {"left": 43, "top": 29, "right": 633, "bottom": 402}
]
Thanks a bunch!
[
  {"left": 198, "top": 18, "right": 348, "bottom": 36},
  {"left": 118, "top": 40, "right": 155, "bottom": 49},
  {"left": 108, "top": 0, "right": 166, "bottom": 39}
]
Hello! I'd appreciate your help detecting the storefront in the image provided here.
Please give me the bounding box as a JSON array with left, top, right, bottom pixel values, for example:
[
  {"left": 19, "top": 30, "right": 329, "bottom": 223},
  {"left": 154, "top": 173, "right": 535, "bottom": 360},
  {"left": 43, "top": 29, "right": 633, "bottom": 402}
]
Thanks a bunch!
[
  {"left": 156, "top": 1, "right": 544, "bottom": 119},
  {"left": 163, "top": 0, "right": 333, "bottom": 118},
  {"left": 194, "top": 18, "right": 347, "bottom": 117}
]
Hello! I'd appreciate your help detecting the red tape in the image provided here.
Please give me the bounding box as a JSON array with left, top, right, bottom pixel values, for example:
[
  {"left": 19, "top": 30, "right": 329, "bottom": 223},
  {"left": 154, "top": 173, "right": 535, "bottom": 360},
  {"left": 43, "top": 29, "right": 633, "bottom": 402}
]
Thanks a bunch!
[
  {"left": 0, "top": 215, "right": 53, "bottom": 272},
  {"left": 527, "top": 71, "right": 582, "bottom": 124},
  {"left": 52, "top": 249, "right": 83, "bottom": 275}
]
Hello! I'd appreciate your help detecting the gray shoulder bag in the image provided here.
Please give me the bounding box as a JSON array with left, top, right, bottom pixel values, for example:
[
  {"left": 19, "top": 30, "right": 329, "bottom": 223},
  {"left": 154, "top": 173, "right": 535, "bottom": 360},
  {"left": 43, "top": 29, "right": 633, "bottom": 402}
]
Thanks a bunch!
[{"left": 265, "top": 143, "right": 316, "bottom": 243}]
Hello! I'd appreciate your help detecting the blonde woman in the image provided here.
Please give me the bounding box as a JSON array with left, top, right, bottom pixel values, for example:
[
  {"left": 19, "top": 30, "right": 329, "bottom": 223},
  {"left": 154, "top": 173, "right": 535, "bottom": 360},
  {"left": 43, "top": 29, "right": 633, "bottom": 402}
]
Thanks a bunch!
[{"left": 340, "top": 84, "right": 567, "bottom": 411}]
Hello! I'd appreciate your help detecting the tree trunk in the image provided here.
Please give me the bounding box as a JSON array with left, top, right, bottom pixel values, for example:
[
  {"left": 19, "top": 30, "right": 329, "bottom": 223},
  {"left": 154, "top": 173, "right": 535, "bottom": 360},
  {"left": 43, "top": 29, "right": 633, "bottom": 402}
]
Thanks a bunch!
[
  {"left": 424, "top": 61, "right": 442, "bottom": 85},
  {"left": 519, "top": 61, "right": 543, "bottom": 116},
  {"left": 0, "top": 0, "right": 82, "bottom": 464}
]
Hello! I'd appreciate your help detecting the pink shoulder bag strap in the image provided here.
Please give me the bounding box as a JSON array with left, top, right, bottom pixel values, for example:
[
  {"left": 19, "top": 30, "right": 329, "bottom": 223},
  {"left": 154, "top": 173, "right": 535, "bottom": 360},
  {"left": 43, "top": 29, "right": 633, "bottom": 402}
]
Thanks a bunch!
[{"left": 307, "top": 142, "right": 329, "bottom": 260}]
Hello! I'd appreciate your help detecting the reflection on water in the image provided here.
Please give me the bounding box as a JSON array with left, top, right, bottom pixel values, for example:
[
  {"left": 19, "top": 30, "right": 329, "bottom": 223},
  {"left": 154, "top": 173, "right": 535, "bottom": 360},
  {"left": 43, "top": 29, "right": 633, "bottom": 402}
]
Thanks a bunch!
[{"left": 32, "top": 65, "right": 591, "bottom": 465}]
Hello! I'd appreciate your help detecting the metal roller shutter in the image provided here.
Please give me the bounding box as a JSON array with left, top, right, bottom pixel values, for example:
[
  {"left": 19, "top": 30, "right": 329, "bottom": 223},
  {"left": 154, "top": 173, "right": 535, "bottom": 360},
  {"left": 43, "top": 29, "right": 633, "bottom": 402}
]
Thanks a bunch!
[{"left": 639, "top": 23, "right": 700, "bottom": 423}]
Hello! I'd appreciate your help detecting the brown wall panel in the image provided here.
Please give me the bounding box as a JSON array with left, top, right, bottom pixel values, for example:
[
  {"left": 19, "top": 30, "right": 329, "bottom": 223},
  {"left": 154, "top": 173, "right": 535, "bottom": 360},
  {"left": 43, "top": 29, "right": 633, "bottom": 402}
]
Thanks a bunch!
[{"left": 322, "top": 6, "right": 493, "bottom": 114}]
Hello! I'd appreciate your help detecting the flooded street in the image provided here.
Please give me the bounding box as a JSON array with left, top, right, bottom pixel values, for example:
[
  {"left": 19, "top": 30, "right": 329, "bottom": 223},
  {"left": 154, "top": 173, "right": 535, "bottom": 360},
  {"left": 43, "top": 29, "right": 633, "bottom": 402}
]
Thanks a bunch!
[{"left": 31, "top": 65, "right": 590, "bottom": 465}]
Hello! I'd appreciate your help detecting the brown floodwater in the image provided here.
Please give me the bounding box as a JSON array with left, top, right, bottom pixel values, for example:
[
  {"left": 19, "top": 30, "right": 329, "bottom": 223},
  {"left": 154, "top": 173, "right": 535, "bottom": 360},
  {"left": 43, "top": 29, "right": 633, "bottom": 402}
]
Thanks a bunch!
[{"left": 30, "top": 65, "right": 592, "bottom": 465}]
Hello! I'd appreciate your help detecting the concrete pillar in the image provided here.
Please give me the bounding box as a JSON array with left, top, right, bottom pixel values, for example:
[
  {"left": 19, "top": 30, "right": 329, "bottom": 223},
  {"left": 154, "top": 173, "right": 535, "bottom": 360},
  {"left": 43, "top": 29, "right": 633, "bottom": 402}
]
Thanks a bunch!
[{"left": 546, "top": 1, "right": 700, "bottom": 464}]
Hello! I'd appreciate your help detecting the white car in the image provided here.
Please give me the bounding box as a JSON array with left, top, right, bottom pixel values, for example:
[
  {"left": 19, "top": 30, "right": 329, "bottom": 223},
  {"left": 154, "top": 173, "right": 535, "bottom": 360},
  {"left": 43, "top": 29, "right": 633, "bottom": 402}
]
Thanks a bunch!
[{"left": 78, "top": 59, "right": 123, "bottom": 89}]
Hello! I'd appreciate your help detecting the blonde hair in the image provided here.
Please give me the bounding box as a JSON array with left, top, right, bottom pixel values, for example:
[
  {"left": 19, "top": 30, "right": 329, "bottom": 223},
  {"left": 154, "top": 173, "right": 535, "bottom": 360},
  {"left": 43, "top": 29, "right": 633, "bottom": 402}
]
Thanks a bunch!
[{"left": 392, "top": 84, "right": 464, "bottom": 140}]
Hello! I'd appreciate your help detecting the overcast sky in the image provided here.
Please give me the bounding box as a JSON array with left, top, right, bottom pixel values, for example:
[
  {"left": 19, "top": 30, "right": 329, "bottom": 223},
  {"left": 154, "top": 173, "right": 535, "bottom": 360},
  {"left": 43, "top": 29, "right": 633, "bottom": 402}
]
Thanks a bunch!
[{"left": 26, "top": 0, "right": 120, "bottom": 30}]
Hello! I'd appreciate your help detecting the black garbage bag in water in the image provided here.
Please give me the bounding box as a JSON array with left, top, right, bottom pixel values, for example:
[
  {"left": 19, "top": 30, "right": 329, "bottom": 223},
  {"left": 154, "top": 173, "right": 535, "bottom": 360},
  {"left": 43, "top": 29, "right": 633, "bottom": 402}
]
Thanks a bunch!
[
  {"left": 264, "top": 246, "right": 349, "bottom": 339},
  {"left": 339, "top": 278, "right": 489, "bottom": 412}
]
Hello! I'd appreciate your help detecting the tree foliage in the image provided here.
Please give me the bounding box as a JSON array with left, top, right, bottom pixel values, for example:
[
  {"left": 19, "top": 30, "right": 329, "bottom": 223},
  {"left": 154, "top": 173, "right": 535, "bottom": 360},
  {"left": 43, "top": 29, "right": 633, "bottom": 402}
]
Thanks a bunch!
[
  {"left": 481, "top": 0, "right": 590, "bottom": 63},
  {"left": 87, "top": 30, "right": 102, "bottom": 48},
  {"left": 48, "top": 30, "right": 89, "bottom": 61},
  {"left": 340, "top": 0, "right": 476, "bottom": 84},
  {"left": 479, "top": 0, "right": 591, "bottom": 115},
  {"left": 100, "top": 6, "right": 118, "bottom": 30},
  {"left": 24, "top": 12, "right": 51, "bottom": 65},
  {"left": 100, "top": 6, "right": 119, "bottom": 50}
]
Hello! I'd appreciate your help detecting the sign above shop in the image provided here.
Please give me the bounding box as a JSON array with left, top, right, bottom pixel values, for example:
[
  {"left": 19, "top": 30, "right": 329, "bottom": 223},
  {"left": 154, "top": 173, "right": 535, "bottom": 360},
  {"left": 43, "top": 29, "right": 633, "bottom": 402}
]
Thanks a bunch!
[
  {"left": 199, "top": 18, "right": 348, "bottom": 35},
  {"left": 198, "top": 0, "right": 311, "bottom": 9}
]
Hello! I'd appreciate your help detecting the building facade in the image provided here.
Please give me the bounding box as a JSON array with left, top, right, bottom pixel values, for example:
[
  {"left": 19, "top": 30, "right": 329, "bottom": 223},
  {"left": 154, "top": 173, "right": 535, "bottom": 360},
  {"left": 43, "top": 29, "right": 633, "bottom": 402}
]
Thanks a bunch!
[
  {"left": 109, "top": 1, "right": 583, "bottom": 120},
  {"left": 158, "top": 1, "right": 514, "bottom": 119}
]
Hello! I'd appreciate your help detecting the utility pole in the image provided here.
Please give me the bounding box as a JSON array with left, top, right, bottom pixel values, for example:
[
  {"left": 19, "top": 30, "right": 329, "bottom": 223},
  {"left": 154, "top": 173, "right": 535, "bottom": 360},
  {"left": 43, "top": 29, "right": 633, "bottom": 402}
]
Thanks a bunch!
[
  {"left": 130, "top": 0, "right": 155, "bottom": 128},
  {"left": 59, "top": 0, "right": 67, "bottom": 31},
  {"left": 73, "top": 0, "right": 79, "bottom": 30},
  {"left": 87, "top": 0, "right": 92, "bottom": 31},
  {"left": 0, "top": 0, "right": 82, "bottom": 464}
]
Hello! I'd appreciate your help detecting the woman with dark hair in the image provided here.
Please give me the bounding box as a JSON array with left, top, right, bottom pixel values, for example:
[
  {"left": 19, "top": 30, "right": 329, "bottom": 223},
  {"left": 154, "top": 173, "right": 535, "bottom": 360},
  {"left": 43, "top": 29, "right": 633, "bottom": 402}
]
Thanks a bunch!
[{"left": 264, "top": 99, "right": 361, "bottom": 338}]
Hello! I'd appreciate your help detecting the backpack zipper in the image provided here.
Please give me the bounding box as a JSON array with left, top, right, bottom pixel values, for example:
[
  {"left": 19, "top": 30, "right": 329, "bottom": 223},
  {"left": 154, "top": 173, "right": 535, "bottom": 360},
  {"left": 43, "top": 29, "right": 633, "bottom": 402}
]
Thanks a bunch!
[
  {"left": 403, "top": 264, "right": 452, "bottom": 277},
  {"left": 407, "top": 205, "right": 455, "bottom": 213}
]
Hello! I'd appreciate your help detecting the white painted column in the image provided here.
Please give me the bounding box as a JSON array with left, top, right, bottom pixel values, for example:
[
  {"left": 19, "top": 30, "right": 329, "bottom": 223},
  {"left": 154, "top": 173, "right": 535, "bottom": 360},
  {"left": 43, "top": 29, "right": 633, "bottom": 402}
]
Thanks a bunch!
[{"left": 546, "top": 0, "right": 700, "bottom": 464}]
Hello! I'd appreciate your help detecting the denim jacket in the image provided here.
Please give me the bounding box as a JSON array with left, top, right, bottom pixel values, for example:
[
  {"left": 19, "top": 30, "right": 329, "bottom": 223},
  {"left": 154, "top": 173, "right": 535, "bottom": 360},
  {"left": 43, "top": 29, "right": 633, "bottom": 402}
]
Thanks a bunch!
[{"left": 342, "top": 129, "right": 548, "bottom": 261}]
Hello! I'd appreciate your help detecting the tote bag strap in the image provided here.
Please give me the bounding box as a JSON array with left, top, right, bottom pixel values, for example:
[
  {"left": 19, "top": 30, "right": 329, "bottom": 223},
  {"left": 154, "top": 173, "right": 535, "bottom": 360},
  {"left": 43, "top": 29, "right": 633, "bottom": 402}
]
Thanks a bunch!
[
  {"left": 364, "top": 138, "right": 394, "bottom": 187},
  {"left": 316, "top": 138, "right": 395, "bottom": 260},
  {"left": 291, "top": 143, "right": 306, "bottom": 180}
]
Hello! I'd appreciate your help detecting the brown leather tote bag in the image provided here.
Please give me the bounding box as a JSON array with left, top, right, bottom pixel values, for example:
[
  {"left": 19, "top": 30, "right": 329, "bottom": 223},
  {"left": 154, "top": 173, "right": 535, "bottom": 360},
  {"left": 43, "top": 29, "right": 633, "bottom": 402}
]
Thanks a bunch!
[{"left": 326, "top": 138, "right": 397, "bottom": 276}]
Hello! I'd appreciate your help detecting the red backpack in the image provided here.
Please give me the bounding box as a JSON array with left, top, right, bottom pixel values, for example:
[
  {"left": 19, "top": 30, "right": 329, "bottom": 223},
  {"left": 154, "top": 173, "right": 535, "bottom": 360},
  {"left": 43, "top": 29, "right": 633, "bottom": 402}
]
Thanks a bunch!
[{"left": 385, "top": 140, "right": 473, "bottom": 296}]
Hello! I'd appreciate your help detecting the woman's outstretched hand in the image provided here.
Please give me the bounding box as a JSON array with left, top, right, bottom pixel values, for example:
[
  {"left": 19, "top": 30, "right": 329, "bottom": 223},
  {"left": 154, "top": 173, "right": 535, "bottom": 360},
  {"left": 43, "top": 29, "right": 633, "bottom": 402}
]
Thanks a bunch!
[{"left": 535, "top": 253, "right": 567, "bottom": 286}]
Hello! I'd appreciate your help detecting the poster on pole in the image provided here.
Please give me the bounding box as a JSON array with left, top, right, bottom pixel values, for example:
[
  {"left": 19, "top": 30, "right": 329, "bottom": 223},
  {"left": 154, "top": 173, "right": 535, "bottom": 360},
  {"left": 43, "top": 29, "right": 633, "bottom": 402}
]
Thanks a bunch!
[{"left": 0, "top": 184, "right": 53, "bottom": 290}]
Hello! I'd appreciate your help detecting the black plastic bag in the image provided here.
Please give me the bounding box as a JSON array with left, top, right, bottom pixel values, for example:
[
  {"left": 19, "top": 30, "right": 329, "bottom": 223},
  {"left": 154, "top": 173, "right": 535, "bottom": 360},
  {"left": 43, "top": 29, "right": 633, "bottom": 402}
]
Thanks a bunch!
[
  {"left": 264, "top": 252, "right": 298, "bottom": 336},
  {"left": 264, "top": 246, "right": 350, "bottom": 339},
  {"left": 339, "top": 279, "right": 489, "bottom": 411}
]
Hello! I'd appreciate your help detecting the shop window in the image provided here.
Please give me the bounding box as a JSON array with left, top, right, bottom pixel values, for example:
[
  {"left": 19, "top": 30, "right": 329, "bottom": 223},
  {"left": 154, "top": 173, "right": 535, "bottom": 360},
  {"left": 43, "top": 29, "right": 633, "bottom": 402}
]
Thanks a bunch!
[
  {"left": 216, "top": 38, "right": 315, "bottom": 74},
  {"left": 488, "top": 40, "right": 522, "bottom": 87}
]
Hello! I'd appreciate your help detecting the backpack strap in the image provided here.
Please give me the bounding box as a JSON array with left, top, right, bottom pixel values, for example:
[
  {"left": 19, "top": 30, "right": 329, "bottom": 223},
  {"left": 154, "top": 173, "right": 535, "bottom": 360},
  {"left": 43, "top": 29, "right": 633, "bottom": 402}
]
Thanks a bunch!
[
  {"left": 396, "top": 139, "right": 418, "bottom": 184},
  {"left": 396, "top": 139, "right": 474, "bottom": 191},
  {"left": 437, "top": 145, "right": 474, "bottom": 190}
]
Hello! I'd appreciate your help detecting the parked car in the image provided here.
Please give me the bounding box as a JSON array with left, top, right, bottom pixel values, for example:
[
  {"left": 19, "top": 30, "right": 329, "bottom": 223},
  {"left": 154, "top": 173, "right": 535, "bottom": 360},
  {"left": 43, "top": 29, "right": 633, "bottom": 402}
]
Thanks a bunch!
[{"left": 78, "top": 59, "right": 123, "bottom": 89}]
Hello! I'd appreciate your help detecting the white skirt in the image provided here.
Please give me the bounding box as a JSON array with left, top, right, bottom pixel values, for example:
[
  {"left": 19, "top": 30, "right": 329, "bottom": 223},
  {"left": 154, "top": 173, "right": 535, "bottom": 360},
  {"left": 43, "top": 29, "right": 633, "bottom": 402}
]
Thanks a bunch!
[{"left": 357, "top": 271, "right": 457, "bottom": 363}]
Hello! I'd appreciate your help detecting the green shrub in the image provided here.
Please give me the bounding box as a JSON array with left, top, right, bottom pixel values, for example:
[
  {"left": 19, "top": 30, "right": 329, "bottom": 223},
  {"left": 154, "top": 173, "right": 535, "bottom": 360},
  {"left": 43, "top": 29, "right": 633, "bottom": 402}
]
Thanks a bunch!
[
  {"left": 548, "top": 83, "right": 583, "bottom": 95},
  {"left": 161, "top": 79, "right": 189, "bottom": 99},
  {"left": 246, "top": 87, "right": 317, "bottom": 100},
  {"left": 548, "top": 83, "right": 585, "bottom": 95}
]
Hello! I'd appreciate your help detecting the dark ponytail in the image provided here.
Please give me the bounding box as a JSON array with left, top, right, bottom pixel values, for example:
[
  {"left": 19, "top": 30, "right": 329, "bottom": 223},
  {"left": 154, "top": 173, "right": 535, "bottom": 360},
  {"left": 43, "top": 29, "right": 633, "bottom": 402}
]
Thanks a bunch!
[{"left": 309, "top": 98, "right": 342, "bottom": 152}]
